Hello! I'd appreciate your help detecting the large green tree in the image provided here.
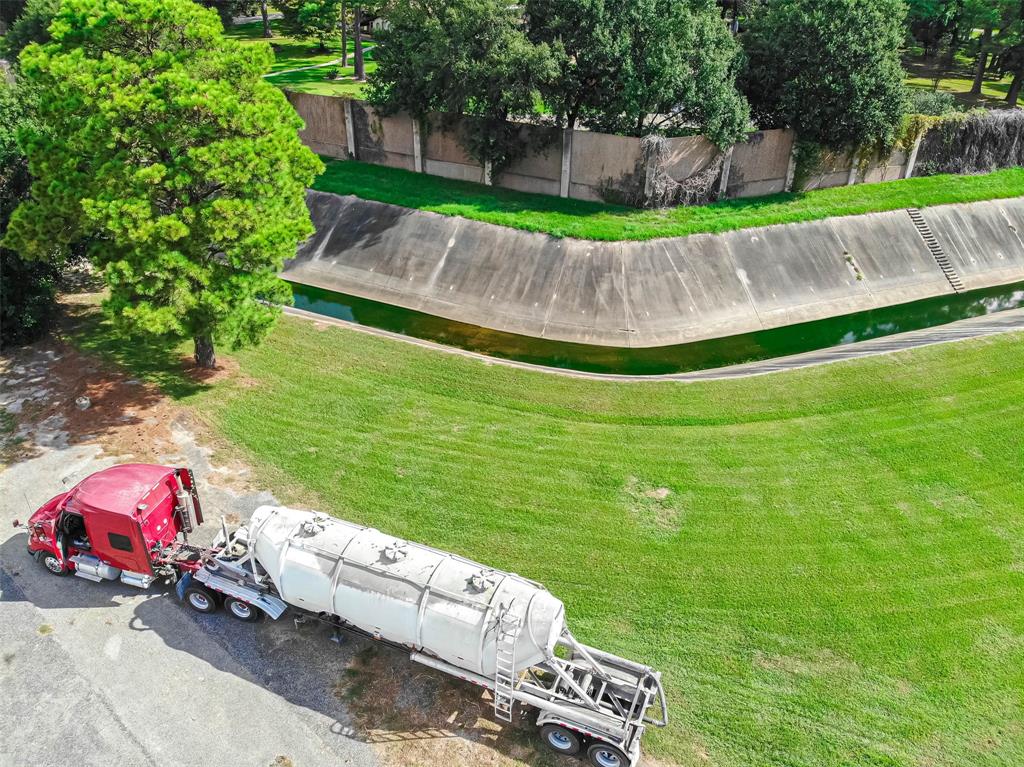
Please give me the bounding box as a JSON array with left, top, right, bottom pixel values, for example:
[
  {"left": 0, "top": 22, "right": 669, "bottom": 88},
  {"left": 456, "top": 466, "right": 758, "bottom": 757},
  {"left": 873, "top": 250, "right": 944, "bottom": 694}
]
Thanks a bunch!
[
  {"left": 588, "top": 0, "right": 749, "bottom": 144},
  {"left": 368, "top": 0, "right": 558, "bottom": 173},
  {"left": 3, "top": 0, "right": 322, "bottom": 367},
  {"left": 523, "top": 0, "right": 618, "bottom": 130},
  {"left": 278, "top": 0, "right": 343, "bottom": 51},
  {"left": 741, "top": 0, "right": 908, "bottom": 150},
  {"left": 527, "top": 0, "right": 749, "bottom": 145}
]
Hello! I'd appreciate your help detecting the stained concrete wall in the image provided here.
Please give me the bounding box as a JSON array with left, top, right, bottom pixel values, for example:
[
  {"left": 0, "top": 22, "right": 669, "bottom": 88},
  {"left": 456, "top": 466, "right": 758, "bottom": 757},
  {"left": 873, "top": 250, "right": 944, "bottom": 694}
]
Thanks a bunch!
[
  {"left": 727, "top": 130, "right": 794, "bottom": 198},
  {"left": 284, "top": 191, "right": 1024, "bottom": 347},
  {"left": 568, "top": 131, "right": 643, "bottom": 202},
  {"left": 288, "top": 91, "right": 350, "bottom": 158}
]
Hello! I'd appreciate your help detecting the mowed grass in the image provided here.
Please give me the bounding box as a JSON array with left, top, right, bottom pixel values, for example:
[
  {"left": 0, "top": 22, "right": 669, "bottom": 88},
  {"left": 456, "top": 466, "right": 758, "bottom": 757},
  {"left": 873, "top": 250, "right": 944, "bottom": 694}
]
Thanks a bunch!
[
  {"left": 903, "top": 51, "right": 1017, "bottom": 109},
  {"left": 75, "top": 306, "right": 1024, "bottom": 767},
  {"left": 312, "top": 158, "right": 1024, "bottom": 241},
  {"left": 225, "top": 19, "right": 375, "bottom": 96}
]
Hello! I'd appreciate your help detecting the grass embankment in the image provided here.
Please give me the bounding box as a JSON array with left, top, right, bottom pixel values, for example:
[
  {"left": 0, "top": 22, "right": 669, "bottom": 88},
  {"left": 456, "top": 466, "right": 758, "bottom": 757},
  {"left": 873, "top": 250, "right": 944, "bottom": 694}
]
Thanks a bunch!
[
  {"left": 225, "top": 20, "right": 376, "bottom": 97},
  {"left": 312, "top": 158, "right": 1024, "bottom": 241},
  {"left": 75, "top": 305, "right": 1024, "bottom": 767}
]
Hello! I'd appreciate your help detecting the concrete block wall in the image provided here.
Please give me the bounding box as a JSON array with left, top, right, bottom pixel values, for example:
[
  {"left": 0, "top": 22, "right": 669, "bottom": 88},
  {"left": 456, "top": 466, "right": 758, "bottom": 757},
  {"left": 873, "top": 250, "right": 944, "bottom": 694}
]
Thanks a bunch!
[
  {"left": 423, "top": 116, "right": 486, "bottom": 183},
  {"left": 567, "top": 131, "right": 644, "bottom": 201},
  {"left": 286, "top": 93, "right": 919, "bottom": 206},
  {"left": 726, "top": 130, "right": 794, "bottom": 198},
  {"left": 287, "top": 91, "right": 350, "bottom": 158}
]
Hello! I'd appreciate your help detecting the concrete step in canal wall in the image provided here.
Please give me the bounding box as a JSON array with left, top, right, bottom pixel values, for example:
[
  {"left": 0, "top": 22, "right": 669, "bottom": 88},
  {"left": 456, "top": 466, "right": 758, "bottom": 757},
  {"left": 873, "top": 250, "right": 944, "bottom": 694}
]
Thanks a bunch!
[{"left": 283, "top": 191, "right": 1024, "bottom": 348}]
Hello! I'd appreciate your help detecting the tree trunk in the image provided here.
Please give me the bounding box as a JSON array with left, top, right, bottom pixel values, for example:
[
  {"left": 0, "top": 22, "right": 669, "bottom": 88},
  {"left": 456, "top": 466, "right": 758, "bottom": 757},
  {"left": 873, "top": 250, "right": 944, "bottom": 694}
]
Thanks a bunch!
[
  {"left": 341, "top": 0, "right": 348, "bottom": 67},
  {"left": 1008, "top": 67, "right": 1023, "bottom": 107},
  {"left": 194, "top": 336, "right": 216, "bottom": 369},
  {"left": 354, "top": 5, "right": 364, "bottom": 81},
  {"left": 971, "top": 27, "right": 992, "bottom": 95},
  {"left": 260, "top": 0, "right": 272, "bottom": 38}
]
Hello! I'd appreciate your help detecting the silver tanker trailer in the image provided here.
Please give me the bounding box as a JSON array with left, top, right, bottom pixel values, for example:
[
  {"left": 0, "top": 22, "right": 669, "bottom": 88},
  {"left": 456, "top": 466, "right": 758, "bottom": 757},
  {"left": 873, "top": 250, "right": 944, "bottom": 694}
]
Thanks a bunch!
[{"left": 187, "top": 506, "right": 668, "bottom": 767}]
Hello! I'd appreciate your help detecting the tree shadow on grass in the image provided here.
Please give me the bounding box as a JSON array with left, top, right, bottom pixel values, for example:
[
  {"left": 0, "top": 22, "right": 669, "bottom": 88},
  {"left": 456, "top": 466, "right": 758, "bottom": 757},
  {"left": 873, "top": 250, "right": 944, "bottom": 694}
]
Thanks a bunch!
[{"left": 61, "top": 298, "right": 212, "bottom": 402}]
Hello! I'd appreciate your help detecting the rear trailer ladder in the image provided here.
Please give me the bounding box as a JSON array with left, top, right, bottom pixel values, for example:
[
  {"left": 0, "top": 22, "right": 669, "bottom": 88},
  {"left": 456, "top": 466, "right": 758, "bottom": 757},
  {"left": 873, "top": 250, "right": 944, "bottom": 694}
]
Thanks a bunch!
[{"left": 493, "top": 612, "right": 521, "bottom": 721}]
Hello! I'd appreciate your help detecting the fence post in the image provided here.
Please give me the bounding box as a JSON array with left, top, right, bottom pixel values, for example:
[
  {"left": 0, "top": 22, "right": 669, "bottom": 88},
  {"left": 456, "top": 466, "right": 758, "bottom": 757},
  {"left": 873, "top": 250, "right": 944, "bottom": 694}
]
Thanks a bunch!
[
  {"left": 343, "top": 99, "right": 357, "bottom": 160},
  {"left": 560, "top": 129, "right": 573, "bottom": 198},
  {"left": 718, "top": 145, "right": 735, "bottom": 199},
  {"left": 904, "top": 135, "right": 923, "bottom": 179},
  {"left": 483, "top": 159, "right": 493, "bottom": 186},
  {"left": 411, "top": 117, "right": 423, "bottom": 173}
]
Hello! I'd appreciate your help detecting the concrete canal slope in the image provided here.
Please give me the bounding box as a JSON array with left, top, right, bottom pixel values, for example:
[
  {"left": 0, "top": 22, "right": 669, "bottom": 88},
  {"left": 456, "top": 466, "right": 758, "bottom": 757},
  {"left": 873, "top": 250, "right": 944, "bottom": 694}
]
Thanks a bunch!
[{"left": 284, "top": 191, "right": 1024, "bottom": 347}]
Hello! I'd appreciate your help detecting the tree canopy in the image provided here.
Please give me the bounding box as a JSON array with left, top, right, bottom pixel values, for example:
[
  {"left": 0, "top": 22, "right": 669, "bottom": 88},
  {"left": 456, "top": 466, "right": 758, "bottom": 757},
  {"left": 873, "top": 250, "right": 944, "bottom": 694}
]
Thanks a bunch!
[
  {"left": 278, "top": 0, "right": 343, "bottom": 51},
  {"left": 3, "top": 0, "right": 323, "bottom": 367},
  {"left": 369, "top": 0, "right": 748, "bottom": 166},
  {"left": 741, "top": 0, "right": 909, "bottom": 150},
  {"left": 367, "top": 0, "right": 559, "bottom": 173},
  {"left": 0, "top": 0, "right": 60, "bottom": 61},
  {"left": 527, "top": 0, "right": 749, "bottom": 146},
  {"left": 0, "top": 80, "right": 63, "bottom": 349}
]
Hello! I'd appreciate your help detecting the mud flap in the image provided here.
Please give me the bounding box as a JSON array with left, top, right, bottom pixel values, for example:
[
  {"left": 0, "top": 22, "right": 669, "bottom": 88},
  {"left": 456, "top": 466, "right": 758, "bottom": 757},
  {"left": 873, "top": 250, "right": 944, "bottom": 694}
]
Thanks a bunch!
[{"left": 175, "top": 571, "right": 193, "bottom": 601}]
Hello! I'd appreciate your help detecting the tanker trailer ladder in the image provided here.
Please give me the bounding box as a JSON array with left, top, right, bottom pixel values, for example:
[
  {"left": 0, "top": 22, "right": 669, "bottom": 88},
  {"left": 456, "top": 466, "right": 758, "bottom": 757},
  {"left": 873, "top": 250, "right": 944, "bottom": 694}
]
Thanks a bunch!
[{"left": 493, "top": 611, "right": 521, "bottom": 722}]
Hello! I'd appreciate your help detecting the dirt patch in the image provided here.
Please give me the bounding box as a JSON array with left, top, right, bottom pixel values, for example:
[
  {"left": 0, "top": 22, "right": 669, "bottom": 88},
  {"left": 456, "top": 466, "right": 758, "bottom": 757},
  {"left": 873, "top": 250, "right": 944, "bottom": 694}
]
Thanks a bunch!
[
  {"left": 2, "top": 339, "right": 177, "bottom": 465},
  {"left": 333, "top": 644, "right": 575, "bottom": 767},
  {"left": 624, "top": 476, "right": 685, "bottom": 535}
]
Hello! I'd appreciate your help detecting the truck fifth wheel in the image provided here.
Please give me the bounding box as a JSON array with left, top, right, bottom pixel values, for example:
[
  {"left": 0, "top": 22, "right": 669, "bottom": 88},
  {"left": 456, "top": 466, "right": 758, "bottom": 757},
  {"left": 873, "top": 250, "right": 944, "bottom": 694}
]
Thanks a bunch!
[{"left": 18, "top": 463, "right": 668, "bottom": 767}]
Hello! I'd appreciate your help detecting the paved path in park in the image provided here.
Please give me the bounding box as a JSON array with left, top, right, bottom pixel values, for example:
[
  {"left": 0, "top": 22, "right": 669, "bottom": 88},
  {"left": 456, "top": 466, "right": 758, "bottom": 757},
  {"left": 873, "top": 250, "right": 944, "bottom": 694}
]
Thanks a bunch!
[{"left": 283, "top": 304, "right": 1024, "bottom": 382}]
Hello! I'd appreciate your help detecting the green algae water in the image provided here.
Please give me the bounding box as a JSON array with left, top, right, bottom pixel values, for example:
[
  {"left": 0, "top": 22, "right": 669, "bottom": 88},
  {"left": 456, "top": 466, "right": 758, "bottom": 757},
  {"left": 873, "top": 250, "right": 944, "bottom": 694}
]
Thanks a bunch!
[{"left": 289, "top": 281, "right": 1024, "bottom": 375}]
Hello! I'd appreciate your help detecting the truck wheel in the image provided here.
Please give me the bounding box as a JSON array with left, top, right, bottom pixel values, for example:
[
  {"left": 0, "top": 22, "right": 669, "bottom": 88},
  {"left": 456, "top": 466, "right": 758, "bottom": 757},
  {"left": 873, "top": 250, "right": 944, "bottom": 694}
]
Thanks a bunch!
[
  {"left": 540, "top": 724, "right": 581, "bottom": 756},
  {"left": 36, "top": 551, "right": 67, "bottom": 576},
  {"left": 587, "top": 743, "right": 629, "bottom": 767},
  {"left": 225, "top": 597, "right": 261, "bottom": 622},
  {"left": 184, "top": 585, "right": 218, "bottom": 614}
]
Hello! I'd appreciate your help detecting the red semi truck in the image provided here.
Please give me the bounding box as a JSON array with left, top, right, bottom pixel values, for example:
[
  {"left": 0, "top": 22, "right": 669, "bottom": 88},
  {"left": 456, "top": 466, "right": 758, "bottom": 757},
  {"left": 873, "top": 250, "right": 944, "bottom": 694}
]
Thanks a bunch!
[{"left": 22, "top": 463, "right": 205, "bottom": 583}]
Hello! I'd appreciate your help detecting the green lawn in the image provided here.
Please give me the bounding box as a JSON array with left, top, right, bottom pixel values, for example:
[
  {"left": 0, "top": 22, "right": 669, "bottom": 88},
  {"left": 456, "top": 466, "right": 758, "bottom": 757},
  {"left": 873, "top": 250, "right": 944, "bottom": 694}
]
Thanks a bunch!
[
  {"left": 74, "top": 305, "right": 1024, "bottom": 767},
  {"left": 225, "top": 19, "right": 375, "bottom": 96},
  {"left": 903, "top": 52, "right": 1016, "bottom": 109},
  {"left": 312, "top": 158, "right": 1024, "bottom": 241}
]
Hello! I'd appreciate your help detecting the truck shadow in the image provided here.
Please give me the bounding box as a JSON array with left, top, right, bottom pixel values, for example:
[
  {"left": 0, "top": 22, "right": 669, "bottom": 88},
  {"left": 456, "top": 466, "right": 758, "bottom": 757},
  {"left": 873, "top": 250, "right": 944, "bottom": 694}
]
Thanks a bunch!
[{"left": 1, "top": 533, "right": 574, "bottom": 767}]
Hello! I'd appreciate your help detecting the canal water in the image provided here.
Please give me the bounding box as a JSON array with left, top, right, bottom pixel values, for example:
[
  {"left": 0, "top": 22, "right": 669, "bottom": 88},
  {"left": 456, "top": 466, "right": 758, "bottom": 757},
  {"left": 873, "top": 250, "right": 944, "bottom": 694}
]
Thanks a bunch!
[{"left": 290, "top": 281, "right": 1024, "bottom": 376}]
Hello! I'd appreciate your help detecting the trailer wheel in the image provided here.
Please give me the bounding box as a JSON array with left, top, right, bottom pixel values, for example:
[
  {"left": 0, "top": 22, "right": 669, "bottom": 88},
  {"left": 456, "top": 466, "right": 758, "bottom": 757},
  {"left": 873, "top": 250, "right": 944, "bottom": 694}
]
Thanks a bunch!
[
  {"left": 36, "top": 551, "right": 67, "bottom": 576},
  {"left": 225, "top": 597, "right": 261, "bottom": 622},
  {"left": 539, "top": 724, "right": 581, "bottom": 756},
  {"left": 587, "top": 743, "right": 629, "bottom": 767},
  {"left": 183, "top": 585, "right": 218, "bottom": 614}
]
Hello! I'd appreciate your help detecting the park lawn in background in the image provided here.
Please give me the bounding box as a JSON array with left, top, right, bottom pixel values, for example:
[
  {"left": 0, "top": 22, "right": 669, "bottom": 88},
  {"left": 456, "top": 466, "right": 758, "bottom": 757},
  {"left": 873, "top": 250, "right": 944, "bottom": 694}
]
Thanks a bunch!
[
  {"left": 225, "top": 20, "right": 340, "bottom": 72},
  {"left": 73, "top": 303, "right": 1024, "bottom": 767},
  {"left": 312, "top": 158, "right": 1024, "bottom": 241},
  {"left": 903, "top": 52, "right": 1015, "bottom": 108},
  {"left": 224, "top": 19, "right": 375, "bottom": 96},
  {"left": 272, "top": 59, "right": 377, "bottom": 96}
]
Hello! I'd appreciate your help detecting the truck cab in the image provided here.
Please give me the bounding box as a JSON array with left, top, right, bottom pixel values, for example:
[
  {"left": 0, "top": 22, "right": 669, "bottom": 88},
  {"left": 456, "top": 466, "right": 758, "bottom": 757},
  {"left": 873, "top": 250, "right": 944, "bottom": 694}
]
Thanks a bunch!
[{"left": 23, "top": 463, "right": 202, "bottom": 586}]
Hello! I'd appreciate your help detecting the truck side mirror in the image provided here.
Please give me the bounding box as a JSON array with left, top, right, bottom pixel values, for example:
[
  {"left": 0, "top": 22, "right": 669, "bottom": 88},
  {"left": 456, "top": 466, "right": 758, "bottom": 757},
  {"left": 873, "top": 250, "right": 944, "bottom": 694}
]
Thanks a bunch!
[{"left": 12, "top": 519, "right": 21, "bottom": 528}]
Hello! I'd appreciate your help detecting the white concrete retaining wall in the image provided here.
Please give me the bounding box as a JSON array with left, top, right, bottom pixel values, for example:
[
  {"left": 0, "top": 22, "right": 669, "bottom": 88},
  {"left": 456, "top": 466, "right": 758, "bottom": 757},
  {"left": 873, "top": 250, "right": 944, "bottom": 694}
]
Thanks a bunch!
[{"left": 283, "top": 192, "right": 1024, "bottom": 347}]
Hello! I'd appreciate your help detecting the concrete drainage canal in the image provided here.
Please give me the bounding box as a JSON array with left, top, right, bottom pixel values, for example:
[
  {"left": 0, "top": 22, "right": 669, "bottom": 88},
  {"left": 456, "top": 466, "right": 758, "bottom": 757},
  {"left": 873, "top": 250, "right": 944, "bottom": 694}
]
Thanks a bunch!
[{"left": 289, "top": 280, "right": 1024, "bottom": 376}]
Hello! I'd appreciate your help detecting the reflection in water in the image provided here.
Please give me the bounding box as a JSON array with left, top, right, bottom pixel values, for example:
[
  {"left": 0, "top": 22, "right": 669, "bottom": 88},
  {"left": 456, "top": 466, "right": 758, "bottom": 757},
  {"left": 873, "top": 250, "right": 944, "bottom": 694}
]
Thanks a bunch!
[{"left": 290, "top": 282, "right": 1024, "bottom": 376}]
